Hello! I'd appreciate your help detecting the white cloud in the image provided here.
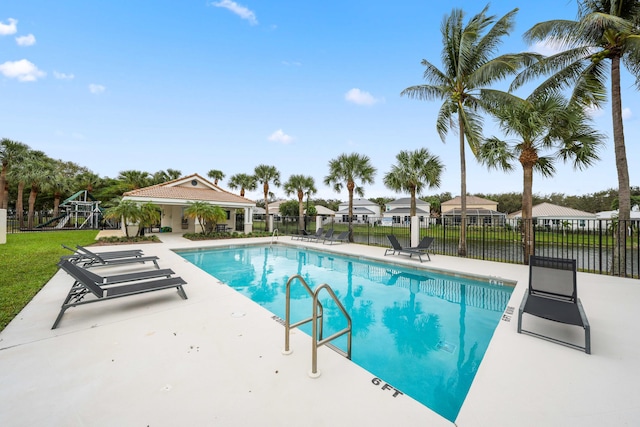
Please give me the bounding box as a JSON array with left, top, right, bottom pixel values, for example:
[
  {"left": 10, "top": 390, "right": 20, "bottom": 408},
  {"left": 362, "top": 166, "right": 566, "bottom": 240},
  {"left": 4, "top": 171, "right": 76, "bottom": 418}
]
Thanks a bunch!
[
  {"left": 0, "top": 59, "right": 45, "bottom": 82},
  {"left": 89, "top": 83, "right": 106, "bottom": 94},
  {"left": 16, "top": 33, "right": 36, "bottom": 46},
  {"left": 345, "top": 88, "right": 382, "bottom": 106},
  {"left": 212, "top": 1, "right": 258, "bottom": 25},
  {"left": 584, "top": 105, "right": 604, "bottom": 118},
  {"left": 268, "top": 129, "right": 293, "bottom": 144},
  {"left": 282, "top": 60, "right": 302, "bottom": 67},
  {"left": 53, "top": 71, "right": 75, "bottom": 80},
  {"left": 530, "top": 40, "right": 564, "bottom": 56},
  {"left": 622, "top": 108, "right": 632, "bottom": 120},
  {"left": 0, "top": 18, "right": 17, "bottom": 35}
]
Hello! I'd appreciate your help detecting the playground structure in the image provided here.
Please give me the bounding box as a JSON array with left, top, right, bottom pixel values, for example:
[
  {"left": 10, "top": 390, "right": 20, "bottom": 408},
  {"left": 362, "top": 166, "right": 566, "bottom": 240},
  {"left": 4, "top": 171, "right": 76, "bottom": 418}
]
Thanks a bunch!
[{"left": 37, "top": 191, "right": 109, "bottom": 230}]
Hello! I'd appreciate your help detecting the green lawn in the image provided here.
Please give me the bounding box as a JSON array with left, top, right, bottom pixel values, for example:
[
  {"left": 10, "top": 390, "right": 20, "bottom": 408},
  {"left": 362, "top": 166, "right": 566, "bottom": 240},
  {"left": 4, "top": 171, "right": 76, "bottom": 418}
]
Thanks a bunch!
[{"left": 0, "top": 230, "right": 98, "bottom": 332}]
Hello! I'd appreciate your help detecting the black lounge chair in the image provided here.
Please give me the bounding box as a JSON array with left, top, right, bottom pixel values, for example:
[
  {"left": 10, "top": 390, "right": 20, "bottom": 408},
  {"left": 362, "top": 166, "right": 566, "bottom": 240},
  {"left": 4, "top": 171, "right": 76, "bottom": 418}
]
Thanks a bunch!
[
  {"left": 407, "top": 237, "right": 434, "bottom": 261},
  {"left": 69, "top": 246, "right": 160, "bottom": 269},
  {"left": 517, "top": 255, "right": 591, "bottom": 354},
  {"left": 302, "top": 228, "right": 324, "bottom": 241},
  {"left": 323, "top": 230, "right": 349, "bottom": 245},
  {"left": 53, "top": 259, "right": 188, "bottom": 329},
  {"left": 62, "top": 244, "right": 144, "bottom": 261},
  {"left": 317, "top": 229, "right": 334, "bottom": 243},
  {"left": 384, "top": 235, "right": 427, "bottom": 262},
  {"left": 291, "top": 230, "right": 311, "bottom": 240}
]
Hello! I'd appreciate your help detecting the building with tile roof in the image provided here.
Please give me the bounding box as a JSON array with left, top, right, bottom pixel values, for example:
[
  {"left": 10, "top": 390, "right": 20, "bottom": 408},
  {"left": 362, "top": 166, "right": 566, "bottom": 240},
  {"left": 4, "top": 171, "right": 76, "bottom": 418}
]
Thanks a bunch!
[{"left": 122, "top": 173, "right": 256, "bottom": 233}]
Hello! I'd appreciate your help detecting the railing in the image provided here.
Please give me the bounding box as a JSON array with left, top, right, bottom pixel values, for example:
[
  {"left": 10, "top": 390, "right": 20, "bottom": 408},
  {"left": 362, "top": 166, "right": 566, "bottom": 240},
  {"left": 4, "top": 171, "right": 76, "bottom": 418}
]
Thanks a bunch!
[
  {"left": 254, "top": 215, "right": 640, "bottom": 278},
  {"left": 282, "top": 274, "right": 352, "bottom": 378}
]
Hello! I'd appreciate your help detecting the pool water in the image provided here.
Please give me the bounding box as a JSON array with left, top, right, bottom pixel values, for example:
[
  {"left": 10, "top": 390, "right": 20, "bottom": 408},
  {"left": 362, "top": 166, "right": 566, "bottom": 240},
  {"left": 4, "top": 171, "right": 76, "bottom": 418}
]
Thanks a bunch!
[{"left": 177, "top": 245, "right": 512, "bottom": 421}]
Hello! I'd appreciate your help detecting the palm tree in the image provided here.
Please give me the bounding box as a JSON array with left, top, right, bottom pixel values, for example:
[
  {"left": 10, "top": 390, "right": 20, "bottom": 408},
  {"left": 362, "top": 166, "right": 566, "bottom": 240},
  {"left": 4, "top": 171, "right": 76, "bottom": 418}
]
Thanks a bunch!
[
  {"left": 75, "top": 170, "right": 102, "bottom": 193},
  {"left": 514, "top": 0, "right": 640, "bottom": 274},
  {"left": 117, "top": 170, "right": 151, "bottom": 191},
  {"left": 151, "top": 169, "right": 182, "bottom": 184},
  {"left": 50, "top": 160, "right": 83, "bottom": 217},
  {"left": 401, "top": 6, "right": 539, "bottom": 256},
  {"left": 207, "top": 169, "right": 225, "bottom": 185},
  {"left": 104, "top": 199, "right": 141, "bottom": 237},
  {"left": 478, "top": 93, "right": 603, "bottom": 262},
  {"left": 283, "top": 174, "right": 317, "bottom": 231},
  {"left": 228, "top": 173, "right": 257, "bottom": 197},
  {"left": 383, "top": 148, "right": 444, "bottom": 216},
  {"left": 254, "top": 164, "right": 281, "bottom": 231},
  {"left": 324, "top": 153, "right": 376, "bottom": 242},
  {"left": 137, "top": 202, "right": 161, "bottom": 236},
  {"left": 0, "top": 138, "right": 29, "bottom": 209},
  {"left": 183, "top": 201, "right": 226, "bottom": 234},
  {"left": 14, "top": 150, "right": 54, "bottom": 229}
]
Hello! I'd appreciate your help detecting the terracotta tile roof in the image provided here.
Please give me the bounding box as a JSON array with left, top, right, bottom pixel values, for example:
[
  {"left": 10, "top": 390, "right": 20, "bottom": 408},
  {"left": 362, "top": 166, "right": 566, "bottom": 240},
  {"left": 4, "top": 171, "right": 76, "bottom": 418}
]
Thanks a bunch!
[{"left": 123, "top": 173, "right": 254, "bottom": 205}]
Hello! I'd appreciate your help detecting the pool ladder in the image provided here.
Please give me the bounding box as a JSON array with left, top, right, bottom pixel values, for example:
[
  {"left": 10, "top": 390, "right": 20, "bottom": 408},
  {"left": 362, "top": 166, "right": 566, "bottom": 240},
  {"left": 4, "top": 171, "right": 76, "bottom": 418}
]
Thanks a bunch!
[
  {"left": 282, "top": 274, "right": 352, "bottom": 378},
  {"left": 270, "top": 229, "right": 279, "bottom": 246}
]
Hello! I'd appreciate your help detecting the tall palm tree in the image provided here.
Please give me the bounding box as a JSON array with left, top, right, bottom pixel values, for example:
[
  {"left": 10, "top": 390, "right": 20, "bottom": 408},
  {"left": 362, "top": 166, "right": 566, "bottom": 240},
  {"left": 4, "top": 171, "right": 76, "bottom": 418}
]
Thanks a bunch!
[
  {"left": 117, "top": 170, "right": 151, "bottom": 191},
  {"left": 207, "top": 169, "right": 225, "bottom": 185},
  {"left": 16, "top": 150, "right": 54, "bottom": 228},
  {"left": 383, "top": 148, "right": 444, "bottom": 216},
  {"left": 0, "top": 138, "right": 29, "bottom": 209},
  {"left": 228, "top": 173, "right": 257, "bottom": 197},
  {"left": 283, "top": 174, "right": 317, "bottom": 231},
  {"left": 514, "top": 0, "right": 640, "bottom": 274},
  {"left": 151, "top": 169, "right": 182, "bottom": 184},
  {"left": 478, "top": 93, "right": 603, "bottom": 262},
  {"left": 254, "top": 164, "right": 281, "bottom": 231},
  {"left": 401, "top": 6, "right": 539, "bottom": 256},
  {"left": 324, "top": 153, "right": 376, "bottom": 242},
  {"left": 75, "top": 170, "right": 101, "bottom": 193}
]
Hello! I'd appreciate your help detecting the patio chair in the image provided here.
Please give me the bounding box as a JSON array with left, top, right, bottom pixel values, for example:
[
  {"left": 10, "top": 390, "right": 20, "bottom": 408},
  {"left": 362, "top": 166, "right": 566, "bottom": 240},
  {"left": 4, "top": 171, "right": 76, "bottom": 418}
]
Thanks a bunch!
[
  {"left": 323, "top": 230, "right": 350, "bottom": 245},
  {"left": 317, "top": 229, "right": 334, "bottom": 243},
  {"left": 68, "top": 262, "right": 177, "bottom": 286},
  {"left": 69, "top": 246, "right": 161, "bottom": 269},
  {"left": 302, "top": 228, "right": 324, "bottom": 241},
  {"left": 517, "top": 255, "right": 591, "bottom": 354},
  {"left": 407, "top": 237, "right": 434, "bottom": 261},
  {"left": 384, "top": 235, "right": 427, "bottom": 262},
  {"left": 291, "top": 230, "right": 311, "bottom": 240},
  {"left": 53, "top": 259, "right": 188, "bottom": 329},
  {"left": 62, "top": 244, "right": 144, "bottom": 260}
]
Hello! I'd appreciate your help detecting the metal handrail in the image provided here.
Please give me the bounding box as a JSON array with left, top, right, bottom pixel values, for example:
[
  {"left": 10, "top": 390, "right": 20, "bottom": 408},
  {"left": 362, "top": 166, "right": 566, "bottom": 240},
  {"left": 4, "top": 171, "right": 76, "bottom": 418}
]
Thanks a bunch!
[
  {"left": 282, "top": 275, "right": 323, "bottom": 355},
  {"left": 270, "top": 228, "right": 279, "bottom": 246},
  {"left": 310, "top": 283, "right": 352, "bottom": 378}
]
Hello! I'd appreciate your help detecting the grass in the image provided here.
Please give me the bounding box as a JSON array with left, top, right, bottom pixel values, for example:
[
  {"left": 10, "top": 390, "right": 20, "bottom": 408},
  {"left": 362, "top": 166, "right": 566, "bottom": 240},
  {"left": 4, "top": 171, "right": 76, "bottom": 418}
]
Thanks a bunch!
[{"left": 0, "top": 230, "right": 98, "bottom": 332}]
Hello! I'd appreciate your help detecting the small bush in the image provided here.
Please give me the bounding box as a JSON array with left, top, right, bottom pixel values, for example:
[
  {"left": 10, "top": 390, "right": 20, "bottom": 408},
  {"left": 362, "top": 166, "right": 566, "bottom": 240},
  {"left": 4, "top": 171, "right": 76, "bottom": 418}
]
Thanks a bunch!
[{"left": 96, "top": 235, "right": 160, "bottom": 245}]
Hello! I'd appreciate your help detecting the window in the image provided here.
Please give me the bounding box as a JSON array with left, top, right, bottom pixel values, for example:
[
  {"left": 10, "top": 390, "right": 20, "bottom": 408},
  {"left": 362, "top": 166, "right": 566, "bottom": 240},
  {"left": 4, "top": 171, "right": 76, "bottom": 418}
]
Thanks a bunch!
[
  {"left": 362, "top": 215, "right": 368, "bottom": 222},
  {"left": 393, "top": 216, "right": 400, "bottom": 224},
  {"left": 342, "top": 215, "right": 349, "bottom": 222}
]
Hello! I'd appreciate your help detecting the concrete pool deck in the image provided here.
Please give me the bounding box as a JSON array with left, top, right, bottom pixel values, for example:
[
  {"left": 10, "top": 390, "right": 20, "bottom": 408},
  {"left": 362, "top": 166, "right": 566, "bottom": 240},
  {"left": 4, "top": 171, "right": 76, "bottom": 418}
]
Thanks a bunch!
[{"left": 1, "top": 233, "right": 639, "bottom": 426}]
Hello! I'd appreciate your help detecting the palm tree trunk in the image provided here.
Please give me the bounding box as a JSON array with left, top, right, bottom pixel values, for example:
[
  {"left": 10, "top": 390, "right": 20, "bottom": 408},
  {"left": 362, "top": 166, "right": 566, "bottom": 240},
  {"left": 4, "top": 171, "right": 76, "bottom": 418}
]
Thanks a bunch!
[
  {"left": 410, "top": 186, "right": 417, "bottom": 217},
  {"left": 16, "top": 181, "right": 24, "bottom": 228},
  {"left": 263, "top": 182, "right": 270, "bottom": 232},
  {"left": 458, "top": 114, "right": 467, "bottom": 257},
  {"left": 298, "top": 190, "right": 304, "bottom": 231},
  {"left": 347, "top": 181, "right": 355, "bottom": 243},
  {"left": 611, "top": 56, "right": 629, "bottom": 276},
  {"left": 522, "top": 164, "right": 535, "bottom": 264},
  {"left": 53, "top": 192, "right": 61, "bottom": 217},
  {"left": 27, "top": 184, "right": 37, "bottom": 229}
]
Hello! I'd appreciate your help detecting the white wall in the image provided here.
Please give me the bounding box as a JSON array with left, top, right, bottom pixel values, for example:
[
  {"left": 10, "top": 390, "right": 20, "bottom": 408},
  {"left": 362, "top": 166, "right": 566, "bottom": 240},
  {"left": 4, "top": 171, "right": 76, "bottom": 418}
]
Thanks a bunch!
[{"left": 0, "top": 209, "right": 6, "bottom": 244}]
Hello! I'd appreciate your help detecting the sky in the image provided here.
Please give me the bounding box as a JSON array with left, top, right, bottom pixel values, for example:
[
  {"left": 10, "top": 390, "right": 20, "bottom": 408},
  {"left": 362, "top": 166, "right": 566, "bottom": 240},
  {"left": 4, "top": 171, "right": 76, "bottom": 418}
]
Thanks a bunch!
[{"left": 1, "top": 0, "right": 638, "bottom": 203}]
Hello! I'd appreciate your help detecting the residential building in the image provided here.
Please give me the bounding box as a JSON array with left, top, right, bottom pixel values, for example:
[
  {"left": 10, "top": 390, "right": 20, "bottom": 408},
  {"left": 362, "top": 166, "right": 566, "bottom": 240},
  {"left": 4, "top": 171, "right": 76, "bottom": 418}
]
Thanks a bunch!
[
  {"left": 383, "top": 197, "right": 431, "bottom": 224},
  {"left": 335, "top": 198, "right": 381, "bottom": 224},
  {"left": 441, "top": 195, "right": 505, "bottom": 226}
]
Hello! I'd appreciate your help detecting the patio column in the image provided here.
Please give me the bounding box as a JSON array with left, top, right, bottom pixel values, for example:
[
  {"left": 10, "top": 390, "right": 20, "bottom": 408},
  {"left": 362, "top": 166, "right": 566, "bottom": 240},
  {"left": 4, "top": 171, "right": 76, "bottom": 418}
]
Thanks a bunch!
[
  {"left": 410, "top": 216, "right": 420, "bottom": 247},
  {"left": 0, "top": 209, "right": 6, "bottom": 244},
  {"left": 244, "top": 207, "right": 253, "bottom": 233}
]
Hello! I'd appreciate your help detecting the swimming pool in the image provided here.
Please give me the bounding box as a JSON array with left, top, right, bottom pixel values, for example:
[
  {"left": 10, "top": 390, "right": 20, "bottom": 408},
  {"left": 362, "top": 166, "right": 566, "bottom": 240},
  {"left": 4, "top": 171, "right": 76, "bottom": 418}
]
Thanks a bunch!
[{"left": 176, "top": 244, "right": 513, "bottom": 421}]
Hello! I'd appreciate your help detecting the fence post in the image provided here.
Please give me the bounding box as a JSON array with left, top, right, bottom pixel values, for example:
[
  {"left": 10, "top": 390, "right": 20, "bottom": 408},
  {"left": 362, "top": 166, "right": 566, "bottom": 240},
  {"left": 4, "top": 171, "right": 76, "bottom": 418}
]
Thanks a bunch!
[{"left": 0, "top": 209, "right": 6, "bottom": 244}]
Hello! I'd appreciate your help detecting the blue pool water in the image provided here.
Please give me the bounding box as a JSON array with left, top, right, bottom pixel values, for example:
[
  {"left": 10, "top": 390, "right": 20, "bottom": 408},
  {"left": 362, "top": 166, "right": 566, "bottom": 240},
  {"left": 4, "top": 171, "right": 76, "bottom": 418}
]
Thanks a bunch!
[{"left": 177, "top": 245, "right": 512, "bottom": 421}]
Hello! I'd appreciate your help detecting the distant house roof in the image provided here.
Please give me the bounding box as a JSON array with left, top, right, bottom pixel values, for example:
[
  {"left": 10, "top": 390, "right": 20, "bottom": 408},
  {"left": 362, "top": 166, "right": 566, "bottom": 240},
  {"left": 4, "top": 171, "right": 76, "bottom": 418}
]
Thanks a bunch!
[
  {"left": 123, "top": 173, "right": 255, "bottom": 207},
  {"left": 339, "top": 198, "right": 376, "bottom": 207},
  {"left": 387, "top": 197, "right": 429, "bottom": 206},
  {"left": 596, "top": 209, "right": 640, "bottom": 220},
  {"left": 385, "top": 207, "right": 430, "bottom": 215},
  {"left": 508, "top": 202, "right": 596, "bottom": 219},
  {"left": 312, "top": 205, "right": 336, "bottom": 216},
  {"left": 335, "top": 206, "right": 376, "bottom": 215},
  {"left": 442, "top": 195, "right": 498, "bottom": 206},
  {"left": 442, "top": 208, "right": 505, "bottom": 217}
]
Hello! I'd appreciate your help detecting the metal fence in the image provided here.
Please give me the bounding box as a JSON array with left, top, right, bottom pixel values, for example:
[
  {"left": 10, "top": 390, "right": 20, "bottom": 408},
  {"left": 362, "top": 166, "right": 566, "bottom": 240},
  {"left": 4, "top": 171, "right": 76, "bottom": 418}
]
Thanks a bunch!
[
  {"left": 6, "top": 210, "right": 116, "bottom": 233},
  {"left": 259, "top": 215, "right": 640, "bottom": 278}
]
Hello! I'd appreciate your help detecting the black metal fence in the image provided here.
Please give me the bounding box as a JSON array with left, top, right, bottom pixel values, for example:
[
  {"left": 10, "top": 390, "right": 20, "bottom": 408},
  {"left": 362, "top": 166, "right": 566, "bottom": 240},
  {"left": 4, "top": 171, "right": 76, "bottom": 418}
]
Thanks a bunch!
[
  {"left": 5, "top": 210, "right": 116, "bottom": 233},
  {"left": 258, "top": 215, "right": 639, "bottom": 278}
]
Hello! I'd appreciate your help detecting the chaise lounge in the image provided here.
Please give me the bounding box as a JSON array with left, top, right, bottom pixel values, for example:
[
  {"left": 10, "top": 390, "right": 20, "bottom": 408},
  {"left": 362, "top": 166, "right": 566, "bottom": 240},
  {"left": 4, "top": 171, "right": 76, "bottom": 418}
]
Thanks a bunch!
[
  {"left": 384, "top": 235, "right": 428, "bottom": 262},
  {"left": 68, "top": 245, "right": 161, "bottom": 269},
  {"left": 323, "top": 230, "right": 350, "bottom": 245},
  {"left": 517, "top": 255, "right": 591, "bottom": 354},
  {"left": 53, "top": 259, "right": 188, "bottom": 329}
]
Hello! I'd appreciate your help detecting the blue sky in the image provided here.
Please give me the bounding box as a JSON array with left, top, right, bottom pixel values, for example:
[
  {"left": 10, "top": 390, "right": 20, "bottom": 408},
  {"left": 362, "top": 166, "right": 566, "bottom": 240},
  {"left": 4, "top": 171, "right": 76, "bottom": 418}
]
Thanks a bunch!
[{"left": 1, "top": 0, "right": 637, "bottom": 202}]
